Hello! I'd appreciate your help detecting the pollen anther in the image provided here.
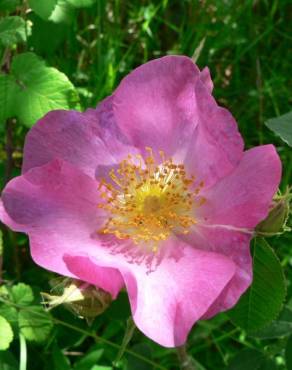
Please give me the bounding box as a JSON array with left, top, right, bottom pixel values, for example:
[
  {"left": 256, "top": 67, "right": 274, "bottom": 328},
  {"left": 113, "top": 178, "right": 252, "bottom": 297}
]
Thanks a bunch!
[{"left": 98, "top": 148, "right": 202, "bottom": 251}]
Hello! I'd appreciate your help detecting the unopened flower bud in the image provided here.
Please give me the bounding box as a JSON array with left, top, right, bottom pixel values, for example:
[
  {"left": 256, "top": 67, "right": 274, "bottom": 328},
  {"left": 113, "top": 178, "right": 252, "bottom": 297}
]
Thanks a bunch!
[
  {"left": 256, "top": 192, "right": 290, "bottom": 235},
  {"left": 41, "top": 278, "right": 112, "bottom": 320}
]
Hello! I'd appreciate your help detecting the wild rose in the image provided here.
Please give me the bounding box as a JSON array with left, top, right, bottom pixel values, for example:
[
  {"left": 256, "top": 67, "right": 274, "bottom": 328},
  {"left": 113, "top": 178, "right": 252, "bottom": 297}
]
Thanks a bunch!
[{"left": 0, "top": 56, "right": 281, "bottom": 347}]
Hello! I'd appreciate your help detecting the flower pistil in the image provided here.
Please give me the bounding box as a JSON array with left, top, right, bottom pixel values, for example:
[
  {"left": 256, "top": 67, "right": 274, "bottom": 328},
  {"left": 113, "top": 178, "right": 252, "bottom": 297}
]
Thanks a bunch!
[{"left": 98, "top": 148, "right": 205, "bottom": 251}]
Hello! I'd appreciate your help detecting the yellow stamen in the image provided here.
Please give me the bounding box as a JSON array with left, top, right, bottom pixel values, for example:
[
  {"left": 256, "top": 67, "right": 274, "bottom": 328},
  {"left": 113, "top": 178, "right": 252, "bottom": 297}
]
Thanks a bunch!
[{"left": 97, "top": 148, "right": 202, "bottom": 251}]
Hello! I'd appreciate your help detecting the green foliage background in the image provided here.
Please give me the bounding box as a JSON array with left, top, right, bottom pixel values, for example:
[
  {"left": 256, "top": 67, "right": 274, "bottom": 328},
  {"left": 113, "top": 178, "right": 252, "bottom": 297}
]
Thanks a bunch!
[{"left": 0, "top": 1, "right": 291, "bottom": 369}]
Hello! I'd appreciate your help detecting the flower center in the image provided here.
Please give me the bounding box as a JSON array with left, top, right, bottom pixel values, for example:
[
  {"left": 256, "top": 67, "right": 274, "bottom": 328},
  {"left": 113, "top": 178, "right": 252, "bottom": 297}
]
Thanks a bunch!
[{"left": 98, "top": 148, "right": 204, "bottom": 252}]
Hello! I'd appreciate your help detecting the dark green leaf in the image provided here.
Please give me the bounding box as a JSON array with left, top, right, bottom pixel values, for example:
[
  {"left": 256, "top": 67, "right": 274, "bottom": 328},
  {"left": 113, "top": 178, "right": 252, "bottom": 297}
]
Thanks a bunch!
[
  {"left": 67, "top": 0, "right": 96, "bottom": 8},
  {"left": 28, "top": 14, "right": 69, "bottom": 55},
  {"left": 258, "top": 359, "right": 277, "bottom": 370},
  {"left": 265, "top": 111, "right": 292, "bottom": 147},
  {"left": 252, "top": 306, "right": 292, "bottom": 339},
  {"left": 286, "top": 334, "right": 292, "bottom": 370},
  {"left": 0, "top": 16, "right": 27, "bottom": 46},
  {"left": 105, "top": 292, "right": 131, "bottom": 320},
  {"left": 52, "top": 343, "right": 71, "bottom": 370},
  {"left": 18, "top": 306, "right": 53, "bottom": 342},
  {"left": 55, "top": 318, "right": 86, "bottom": 349},
  {"left": 228, "top": 238, "right": 286, "bottom": 333},
  {"left": 0, "top": 75, "right": 18, "bottom": 127},
  {"left": 0, "top": 351, "right": 18, "bottom": 370},
  {"left": 0, "top": 316, "right": 13, "bottom": 350},
  {"left": 127, "top": 344, "right": 153, "bottom": 370},
  {"left": 192, "top": 359, "right": 207, "bottom": 370},
  {"left": 227, "top": 349, "right": 265, "bottom": 370},
  {"left": 28, "top": 0, "right": 58, "bottom": 20},
  {"left": 49, "top": 1, "right": 75, "bottom": 24},
  {"left": 0, "top": 0, "right": 20, "bottom": 12},
  {"left": 102, "top": 320, "right": 124, "bottom": 340},
  {"left": 74, "top": 346, "right": 104, "bottom": 370},
  {"left": 10, "top": 52, "right": 79, "bottom": 127}
]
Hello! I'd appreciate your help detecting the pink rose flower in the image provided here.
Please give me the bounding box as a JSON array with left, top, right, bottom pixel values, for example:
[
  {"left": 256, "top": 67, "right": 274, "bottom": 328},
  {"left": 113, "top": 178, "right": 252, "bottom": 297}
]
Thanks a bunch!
[{"left": 0, "top": 56, "right": 281, "bottom": 347}]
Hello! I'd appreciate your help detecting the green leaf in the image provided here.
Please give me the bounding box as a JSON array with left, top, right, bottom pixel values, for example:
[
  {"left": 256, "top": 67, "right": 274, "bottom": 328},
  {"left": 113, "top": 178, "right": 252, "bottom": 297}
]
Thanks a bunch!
[
  {"left": 0, "top": 316, "right": 14, "bottom": 350},
  {"left": 286, "top": 334, "right": 292, "bottom": 370},
  {"left": 252, "top": 305, "right": 292, "bottom": 339},
  {"left": 0, "top": 16, "right": 27, "bottom": 47},
  {"left": 258, "top": 359, "right": 277, "bottom": 370},
  {"left": 265, "top": 111, "right": 292, "bottom": 147},
  {"left": 18, "top": 306, "right": 53, "bottom": 342},
  {"left": 0, "top": 351, "right": 18, "bottom": 370},
  {"left": 49, "top": 0, "right": 75, "bottom": 24},
  {"left": 0, "top": 75, "right": 18, "bottom": 127},
  {"left": 0, "top": 285, "right": 9, "bottom": 297},
  {"left": 52, "top": 343, "right": 71, "bottom": 370},
  {"left": 0, "top": 0, "right": 20, "bottom": 12},
  {"left": 28, "top": 0, "right": 58, "bottom": 20},
  {"left": 192, "top": 359, "right": 207, "bottom": 370},
  {"left": 127, "top": 344, "right": 153, "bottom": 370},
  {"left": 105, "top": 292, "right": 131, "bottom": 320},
  {"left": 0, "top": 305, "right": 18, "bottom": 327},
  {"left": 91, "top": 367, "right": 112, "bottom": 370},
  {"left": 67, "top": 0, "right": 96, "bottom": 8},
  {"left": 10, "top": 283, "right": 34, "bottom": 306},
  {"left": 228, "top": 238, "right": 286, "bottom": 333},
  {"left": 74, "top": 346, "right": 104, "bottom": 370},
  {"left": 28, "top": 14, "right": 69, "bottom": 56},
  {"left": 227, "top": 349, "right": 265, "bottom": 370},
  {"left": 10, "top": 52, "right": 79, "bottom": 127},
  {"left": 29, "top": 0, "right": 75, "bottom": 24}
]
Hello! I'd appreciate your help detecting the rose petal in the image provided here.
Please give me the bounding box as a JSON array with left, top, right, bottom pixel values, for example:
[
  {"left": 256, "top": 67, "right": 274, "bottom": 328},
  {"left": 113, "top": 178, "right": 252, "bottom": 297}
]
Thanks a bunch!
[
  {"left": 0, "top": 159, "right": 124, "bottom": 297},
  {"left": 183, "top": 78, "right": 244, "bottom": 188},
  {"left": 64, "top": 238, "right": 236, "bottom": 347},
  {"left": 22, "top": 99, "right": 139, "bottom": 179},
  {"left": 179, "top": 225, "right": 252, "bottom": 317},
  {"left": 0, "top": 157, "right": 236, "bottom": 346},
  {"left": 113, "top": 55, "right": 200, "bottom": 157},
  {"left": 200, "top": 67, "right": 214, "bottom": 93},
  {"left": 177, "top": 145, "right": 281, "bottom": 316},
  {"left": 113, "top": 55, "right": 243, "bottom": 185},
  {"left": 199, "top": 145, "right": 282, "bottom": 227}
]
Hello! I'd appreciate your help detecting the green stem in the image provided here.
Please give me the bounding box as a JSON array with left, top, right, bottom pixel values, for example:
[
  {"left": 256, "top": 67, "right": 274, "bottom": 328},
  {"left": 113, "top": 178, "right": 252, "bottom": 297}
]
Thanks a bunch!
[
  {"left": 19, "top": 332, "right": 27, "bottom": 370},
  {"left": 176, "top": 345, "right": 196, "bottom": 370},
  {"left": 113, "top": 316, "right": 136, "bottom": 365},
  {"left": 0, "top": 230, "right": 3, "bottom": 284}
]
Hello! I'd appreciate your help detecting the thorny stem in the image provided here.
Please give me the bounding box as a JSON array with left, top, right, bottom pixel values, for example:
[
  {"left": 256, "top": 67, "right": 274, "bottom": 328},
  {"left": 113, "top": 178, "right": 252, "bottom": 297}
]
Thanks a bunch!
[
  {"left": 1, "top": 45, "right": 13, "bottom": 280},
  {"left": 1, "top": 45, "right": 14, "bottom": 184},
  {"left": 4, "top": 118, "right": 15, "bottom": 183},
  {"left": 1, "top": 47, "right": 11, "bottom": 73},
  {"left": 3, "top": 118, "right": 21, "bottom": 279},
  {"left": 176, "top": 345, "right": 196, "bottom": 370}
]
